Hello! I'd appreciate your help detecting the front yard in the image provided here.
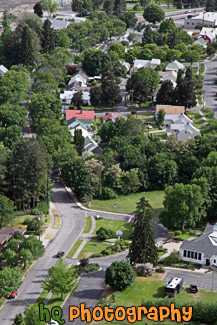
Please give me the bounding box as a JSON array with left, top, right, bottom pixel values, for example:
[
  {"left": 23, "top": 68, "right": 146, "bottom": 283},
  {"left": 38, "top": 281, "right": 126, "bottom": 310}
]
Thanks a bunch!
[{"left": 85, "top": 191, "right": 165, "bottom": 218}]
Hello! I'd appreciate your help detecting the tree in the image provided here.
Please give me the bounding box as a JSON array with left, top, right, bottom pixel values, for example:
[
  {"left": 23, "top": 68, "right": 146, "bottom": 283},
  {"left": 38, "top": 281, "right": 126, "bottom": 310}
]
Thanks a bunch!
[
  {"left": 114, "top": 0, "right": 126, "bottom": 16},
  {"left": 143, "top": 4, "right": 165, "bottom": 25},
  {"left": 121, "top": 169, "right": 141, "bottom": 194},
  {"left": 109, "top": 42, "right": 125, "bottom": 59},
  {"left": 41, "top": 19, "right": 54, "bottom": 53},
  {"left": 101, "top": 64, "right": 121, "bottom": 107},
  {"left": 82, "top": 49, "right": 110, "bottom": 76},
  {"left": 167, "top": 49, "right": 181, "bottom": 61},
  {"left": 185, "top": 66, "right": 194, "bottom": 80},
  {"left": 175, "top": 78, "right": 197, "bottom": 109},
  {"left": 96, "top": 227, "right": 116, "bottom": 240},
  {"left": 23, "top": 304, "right": 46, "bottom": 325},
  {"left": 90, "top": 85, "right": 102, "bottom": 107},
  {"left": 120, "top": 12, "right": 137, "bottom": 28},
  {"left": 74, "top": 129, "right": 85, "bottom": 156},
  {"left": 167, "top": 31, "right": 178, "bottom": 49},
  {"left": 85, "top": 158, "right": 105, "bottom": 197},
  {"left": 14, "top": 313, "right": 24, "bottom": 325},
  {"left": 133, "top": 80, "right": 149, "bottom": 108},
  {"left": 20, "top": 25, "right": 35, "bottom": 66},
  {"left": 72, "top": 0, "right": 93, "bottom": 16},
  {"left": 32, "top": 71, "right": 58, "bottom": 94},
  {"left": 0, "top": 195, "right": 15, "bottom": 228},
  {"left": 55, "top": 30, "right": 71, "bottom": 48},
  {"left": 128, "top": 197, "right": 158, "bottom": 265},
  {"left": 3, "top": 248, "right": 17, "bottom": 266},
  {"left": 103, "top": 0, "right": 115, "bottom": 15},
  {"left": 206, "top": 0, "right": 217, "bottom": 12},
  {"left": 40, "top": 0, "right": 58, "bottom": 17},
  {"left": 184, "top": 49, "right": 201, "bottom": 65},
  {"left": 142, "top": 25, "right": 157, "bottom": 45},
  {"left": 128, "top": 68, "right": 160, "bottom": 95},
  {"left": 71, "top": 91, "right": 83, "bottom": 109},
  {"left": 159, "top": 18, "right": 176, "bottom": 34},
  {"left": 0, "top": 267, "right": 22, "bottom": 298},
  {"left": 105, "top": 261, "right": 136, "bottom": 290},
  {"left": 157, "top": 109, "right": 165, "bottom": 126},
  {"left": 20, "top": 235, "right": 45, "bottom": 260},
  {"left": 33, "top": 2, "right": 43, "bottom": 17},
  {"left": 162, "top": 183, "right": 205, "bottom": 230},
  {"left": 42, "top": 261, "right": 78, "bottom": 299},
  {"left": 156, "top": 80, "right": 175, "bottom": 105}
]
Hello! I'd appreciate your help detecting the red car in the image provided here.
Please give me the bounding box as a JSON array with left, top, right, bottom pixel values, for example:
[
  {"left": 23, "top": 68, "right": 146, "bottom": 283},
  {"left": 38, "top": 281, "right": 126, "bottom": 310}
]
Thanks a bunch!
[
  {"left": 57, "top": 251, "right": 65, "bottom": 258},
  {"left": 9, "top": 289, "right": 19, "bottom": 299}
]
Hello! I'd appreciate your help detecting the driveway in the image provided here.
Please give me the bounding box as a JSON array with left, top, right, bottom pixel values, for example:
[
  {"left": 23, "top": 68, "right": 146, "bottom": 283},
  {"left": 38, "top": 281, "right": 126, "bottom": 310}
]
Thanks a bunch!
[
  {"left": 204, "top": 56, "right": 217, "bottom": 117},
  {"left": 164, "top": 269, "right": 217, "bottom": 291}
]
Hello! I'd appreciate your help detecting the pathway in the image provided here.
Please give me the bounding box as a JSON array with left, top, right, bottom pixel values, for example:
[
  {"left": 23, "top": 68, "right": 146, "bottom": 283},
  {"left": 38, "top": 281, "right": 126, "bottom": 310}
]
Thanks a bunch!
[{"left": 203, "top": 55, "right": 217, "bottom": 118}]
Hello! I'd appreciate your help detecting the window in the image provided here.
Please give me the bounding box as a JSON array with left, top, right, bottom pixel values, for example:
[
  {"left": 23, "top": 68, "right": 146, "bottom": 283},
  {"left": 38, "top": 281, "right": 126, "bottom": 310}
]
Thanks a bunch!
[
  {"left": 195, "top": 252, "right": 198, "bottom": 260},
  {"left": 192, "top": 23, "right": 195, "bottom": 25},
  {"left": 191, "top": 251, "right": 194, "bottom": 258},
  {"left": 214, "top": 259, "right": 216, "bottom": 264},
  {"left": 184, "top": 250, "right": 187, "bottom": 257},
  {"left": 198, "top": 253, "right": 201, "bottom": 260},
  {"left": 188, "top": 251, "right": 191, "bottom": 258}
]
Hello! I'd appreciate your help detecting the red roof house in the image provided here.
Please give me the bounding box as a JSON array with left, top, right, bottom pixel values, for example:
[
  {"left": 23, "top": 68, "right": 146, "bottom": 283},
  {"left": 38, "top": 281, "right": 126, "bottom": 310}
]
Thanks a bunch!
[
  {"left": 65, "top": 110, "right": 95, "bottom": 128},
  {"left": 102, "top": 113, "right": 119, "bottom": 123}
]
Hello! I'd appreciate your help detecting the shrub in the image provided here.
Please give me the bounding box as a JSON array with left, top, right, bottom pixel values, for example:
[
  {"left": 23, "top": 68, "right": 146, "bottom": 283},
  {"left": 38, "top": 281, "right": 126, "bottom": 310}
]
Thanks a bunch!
[
  {"left": 134, "top": 263, "right": 155, "bottom": 277},
  {"left": 173, "top": 236, "right": 183, "bottom": 241},
  {"left": 76, "top": 263, "right": 99, "bottom": 273},
  {"left": 162, "top": 250, "right": 180, "bottom": 266},
  {"left": 79, "top": 258, "right": 89, "bottom": 267},
  {"left": 96, "top": 227, "right": 116, "bottom": 240},
  {"left": 101, "top": 187, "right": 117, "bottom": 200},
  {"left": 105, "top": 261, "right": 136, "bottom": 291},
  {"left": 156, "top": 266, "right": 165, "bottom": 273},
  {"left": 174, "top": 230, "right": 182, "bottom": 236},
  {"left": 168, "top": 232, "right": 174, "bottom": 239}
]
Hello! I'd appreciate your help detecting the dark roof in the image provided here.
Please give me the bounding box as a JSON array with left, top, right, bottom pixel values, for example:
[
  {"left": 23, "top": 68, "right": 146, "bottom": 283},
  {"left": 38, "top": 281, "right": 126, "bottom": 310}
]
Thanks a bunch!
[
  {"left": 0, "top": 227, "right": 26, "bottom": 235},
  {"left": 92, "top": 146, "right": 103, "bottom": 155},
  {"left": 0, "top": 233, "right": 11, "bottom": 245},
  {"left": 180, "top": 225, "right": 217, "bottom": 259}
]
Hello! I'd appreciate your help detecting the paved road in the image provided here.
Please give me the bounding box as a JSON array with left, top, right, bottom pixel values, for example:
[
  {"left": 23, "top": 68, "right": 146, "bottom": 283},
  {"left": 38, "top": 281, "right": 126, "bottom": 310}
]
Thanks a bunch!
[
  {"left": 204, "top": 56, "right": 217, "bottom": 117},
  {"left": 164, "top": 269, "right": 217, "bottom": 291},
  {"left": 0, "top": 182, "right": 85, "bottom": 324}
]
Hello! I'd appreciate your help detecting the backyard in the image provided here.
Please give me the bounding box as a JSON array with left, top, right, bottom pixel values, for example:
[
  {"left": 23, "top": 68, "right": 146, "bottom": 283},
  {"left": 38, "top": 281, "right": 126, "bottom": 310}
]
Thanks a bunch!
[{"left": 85, "top": 191, "right": 165, "bottom": 218}]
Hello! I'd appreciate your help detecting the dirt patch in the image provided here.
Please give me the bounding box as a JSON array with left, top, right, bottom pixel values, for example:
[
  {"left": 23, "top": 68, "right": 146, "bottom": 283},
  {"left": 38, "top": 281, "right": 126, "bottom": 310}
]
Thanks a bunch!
[{"left": 0, "top": 1, "right": 36, "bottom": 12}]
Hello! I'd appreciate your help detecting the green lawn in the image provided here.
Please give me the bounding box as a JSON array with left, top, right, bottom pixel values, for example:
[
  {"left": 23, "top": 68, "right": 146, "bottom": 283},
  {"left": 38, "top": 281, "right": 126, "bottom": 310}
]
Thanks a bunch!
[
  {"left": 67, "top": 239, "right": 83, "bottom": 258},
  {"left": 11, "top": 215, "right": 35, "bottom": 229},
  {"left": 103, "top": 277, "right": 217, "bottom": 308},
  {"left": 78, "top": 241, "right": 111, "bottom": 259},
  {"left": 136, "top": 112, "right": 159, "bottom": 132},
  {"left": 36, "top": 289, "right": 49, "bottom": 304},
  {"left": 84, "top": 191, "right": 165, "bottom": 218},
  {"left": 83, "top": 216, "right": 92, "bottom": 233},
  {"left": 94, "top": 219, "right": 132, "bottom": 240},
  {"left": 188, "top": 111, "right": 208, "bottom": 133},
  {"left": 52, "top": 209, "right": 61, "bottom": 229}
]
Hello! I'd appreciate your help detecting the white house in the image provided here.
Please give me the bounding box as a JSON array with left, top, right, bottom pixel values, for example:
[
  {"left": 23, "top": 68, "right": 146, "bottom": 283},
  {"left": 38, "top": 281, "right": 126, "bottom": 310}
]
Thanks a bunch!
[
  {"left": 158, "top": 70, "right": 177, "bottom": 88},
  {"left": 0, "top": 65, "right": 8, "bottom": 76},
  {"left": 131, "top": 58, "right": 161, "bottom": 73},
  {"left": 164, "top": 113, "right": 192, "bottom": 127},
  {"left": 184, "top": 12, "right": 217, "bottom": 29},
  {"left": 180, "top": 224, "right": 217, "bottom": 267},
  {"left": 120, "top": 61, "right": 130, "bottom": 72},
  {"left": 168, "top": 122, "right": 200, "bottom": 141},
  {"left": 193, "top": 37, "right": 208, "bottom": 48},
  {"left": 165, "top": 60, "right": 185, "bottom": 72},
  {"left": 60, "top": 90, "right": 90, "bottom": 107},
  {"left": 68, "top": 71, "right": 88, "bottom": 87}
]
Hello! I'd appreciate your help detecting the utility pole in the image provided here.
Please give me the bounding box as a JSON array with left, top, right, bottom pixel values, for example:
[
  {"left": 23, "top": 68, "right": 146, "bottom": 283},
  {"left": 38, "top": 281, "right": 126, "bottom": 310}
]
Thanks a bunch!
[
  {"left": 16, "top": 241, "right": 19, "bottom": 266},
  {"left": 38, "top": 217, "right": 41, "bottom": 241}
]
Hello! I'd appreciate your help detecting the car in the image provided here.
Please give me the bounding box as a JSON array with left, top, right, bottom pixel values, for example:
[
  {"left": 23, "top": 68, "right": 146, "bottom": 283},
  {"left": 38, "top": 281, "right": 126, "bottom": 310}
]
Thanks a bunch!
[
  {"left": 9, "top": 289, "right": 19, "bottom": 299},
  {"left": 190, "top": 285, "right": 198, "bottom": 293},
  {"left": 57, "top": 251, "right": 65, "bottom": 258},
  {"left": 186, "top": 10, "right": 191, "bottom": 13}
]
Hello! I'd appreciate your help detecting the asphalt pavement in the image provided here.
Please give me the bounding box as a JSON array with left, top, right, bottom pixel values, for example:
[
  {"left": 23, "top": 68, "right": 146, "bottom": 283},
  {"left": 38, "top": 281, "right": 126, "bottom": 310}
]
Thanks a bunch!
[{"left": 203, "top": 56, "right": 217, "bottom": 117}]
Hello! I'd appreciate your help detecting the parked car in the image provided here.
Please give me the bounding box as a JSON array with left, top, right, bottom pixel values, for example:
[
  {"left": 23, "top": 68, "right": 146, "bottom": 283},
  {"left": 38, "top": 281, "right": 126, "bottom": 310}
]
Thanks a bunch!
[
  {"left": 190, "top": 285, "right": 198, "bottom": 293},
  {"left": 57, "top": 251, "right": 65, "bottom": 258},
  {"left": 9, "top": 289, "right": 19, "bottom": 299}
]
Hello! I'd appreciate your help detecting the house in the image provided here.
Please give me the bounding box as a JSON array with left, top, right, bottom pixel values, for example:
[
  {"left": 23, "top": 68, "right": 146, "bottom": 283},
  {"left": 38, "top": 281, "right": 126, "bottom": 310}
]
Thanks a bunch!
[
  {"left": 67, "top": 117, "right": 88, "bottom": 136},
  {"left": 66, "top": 110, "right": 95, "bottom": 128},
  {"left": 200, "top": 30, "right": 216, "bottom": 44},
  {"left": 68, "top": 71, "right": 88, "bottom": 87},
  {"left": 164, "top": 113, "right": 192, "bottom": 127},
  {"left": 60, "top": 90, "right": 91, "bottom": 107},
  {"left": 41, "top": 18, "right": 70, "bottom": 30},
  {"left": 165, "top": 60, "right": 185, "bottom": 72},
  {"left": 158, "top": 70, "right": 177, "bottom": 88},
  {"left": 184, "top": 12, "right": 217, "bottom": 29},
  {"left": 0, "top": 227, "right": 26, "bottom": 251},
  {"left": 180, "top": 224, "right": 217, "bottom": 267},
  {"left": 155, "top": 105, "right": 185, "bottom": 119},
  {"left": 103, "top": 113, "right": 119, "bottom": 123},
  {"left": 118, "top": 33, "right": 129, "bottom": 43},
  {"left": 150, "top": 58, "right": 161, "bottom": 69},
  {"left": 131, "top": 58, "right": 161, "bottom": 73},
  {"left": 0, "top": 64, "right": 8, "bottom": 76},
  {"left": 193, "top": 37, "right": 208, "bottom": 48},
  {"left": 84, "top": 135, "right": 102, "bottom": 155},
  {"left": 175, "top": 122, "right": 201, "bottom": 141},
  {"left": 120, "top": 61, "right": 130, "bottom": 72}
]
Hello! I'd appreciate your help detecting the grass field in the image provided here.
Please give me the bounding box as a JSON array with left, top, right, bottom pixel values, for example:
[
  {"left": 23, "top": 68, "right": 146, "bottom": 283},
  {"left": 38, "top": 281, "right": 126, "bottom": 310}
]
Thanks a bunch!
[
  {"left": 84, "top": 191, "right": 165, "bottom": 217},
  {"left": 11, "top": 215, "right": 34, "bottom": 229},
  {"left": 78, "top": 241, "right": 111, "bottom": 259},
  {"left": 94, "top": 219, "right": 132, "bottom": 240},
  {"left": 83, "top": 216, "right": 92, "bottom": 233},
  {"left": 67, "top": 239, "right": 83, "bottom": 258},
  {"left": 103, "top": 277, "right": 217, "bottom": 308},
  {"left": 189, "top": 111, "right": 208, "bottom": 133},
  {"left": 52, "top": 209, "right": 61, "bottom": 229}
]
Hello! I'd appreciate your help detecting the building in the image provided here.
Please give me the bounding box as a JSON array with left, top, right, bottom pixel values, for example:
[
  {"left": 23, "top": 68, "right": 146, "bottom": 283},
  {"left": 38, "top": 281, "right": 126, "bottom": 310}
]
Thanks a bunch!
[
  {"left": 164, "top": 113, "right": 192, "bottom": 127},
  {"left": 0, "top": 64, "right": 8, "bottom": 76},
  {"left": 193, "top": 37, "right": 208, "bottom": 48},
  {"left": 165, "top": 60, "right": 185, "bottom": 72},
  {"left": 68, "top": 71, "right": 88, "bottom": 87},
  {"left": 158, "top": 70, "right": 177, "bottom": 88},
  {"left": 168, "top": 122, "right": 200, "bottom": 141},
  {"left": 103, "top": 113, "right": 119, "bottom": 123},
  {"left": 131, "top": 58, "right": 161, "bottom": 73},
  {"left": 41, "top": 18, "right": 70, "bottom": 30},
  {"left": 150, "top": 58, "right": 161, "bottom": 69},
  {"left": 0, "top": 227, "right": 26, "bottom": 251},
  {"left": 180, "top": 224, "right": 217, "bottom": 267},
  {"left": 60, "top": 90, "right": 91, "bottom": 108},
  {"left": 155, "top": 105, "right": 185, "bottom": 119},
  {"left": 120, "top": 61, "right": 130, "bottom": 72},
  {"left": 184, "top": 12, "right": 217, "bottom": 29},
  {"left": 65, "top": 110, "right": 95, "bottom": 128}
]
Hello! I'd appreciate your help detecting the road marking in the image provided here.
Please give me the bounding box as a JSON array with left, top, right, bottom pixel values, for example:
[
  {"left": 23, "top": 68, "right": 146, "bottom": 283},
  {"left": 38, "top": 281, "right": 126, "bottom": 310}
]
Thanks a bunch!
[{"left": 26, "top": 120, "right": 32, "bottom": 138}]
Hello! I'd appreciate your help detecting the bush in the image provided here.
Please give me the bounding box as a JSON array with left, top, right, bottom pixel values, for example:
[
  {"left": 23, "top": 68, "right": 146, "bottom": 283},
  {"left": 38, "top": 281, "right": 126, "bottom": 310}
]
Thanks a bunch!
[
  {"left": 174, "top": 230, "right": 182, "bottom": 236},
  {"left": 134, "top": 263, "right": 154, "bottom": 277},
  {"left": 96, "top": 227, "right": 116, "bottom": 240},
  {"left": 162, "top": 250, "right": 180, "bottom": 266},
  {"left": 101, "top": 187, "right": 117, "bottom": 200},
  {"left": 156, "top": 266, "right": 165, "bottom": 273},
  {"left": 105, "top": 261, "right": 136, "bottom": 291},
  {"left": 173, "top": 236, "right": 183, "bottom": 241},
  {"left": 79, "top": 258, "right": 89, "bottom": 267},
  {"left": 168, "top": 232, "right": 174, "bottom": 239},
  {"left": 76, "top": 263, "right": 99, "bottom": 273}
]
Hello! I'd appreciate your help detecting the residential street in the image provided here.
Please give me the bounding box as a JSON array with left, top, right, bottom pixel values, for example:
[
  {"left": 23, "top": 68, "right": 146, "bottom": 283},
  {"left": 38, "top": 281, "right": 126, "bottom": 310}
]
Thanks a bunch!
[{"left": 204, "top": 56, "right": 217, "bottom": 118}]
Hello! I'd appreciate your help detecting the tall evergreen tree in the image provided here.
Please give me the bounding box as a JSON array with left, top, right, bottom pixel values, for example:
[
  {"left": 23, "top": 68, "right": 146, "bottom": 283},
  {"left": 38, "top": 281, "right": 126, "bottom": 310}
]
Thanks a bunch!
[
  {"left": 20, "top": 25, "right": 35, "bottom": 66},
  {"left": 175, "top": 78, "right": 197, "bottom": 109},
  {"left": 41, "top": 19, "right": 54, "bottom": 53},
  {"left": 167, "top": 31, "right": 178, "bottom": 49},
  {"left": 133, "top": 80, "right": 149, "bottom": 107},
  {"left": 142, "top": 25, "right": 157, "bottom": 45},
  {"left": 156, "top": 80, "right": 175, "bottom": 105},
  {"left": 128, "top": 197, "right": 158, "bottom": 266},
  {"left": 103, "top": 0, "right": 115, "bottom": 15},
  {"left": 114, "top": 0, "right": 126, "bottom": 16},
  {"left": 74, "top": 129, "right": 85, "bottom": 156},
  {"left": 101, "top": 64, "right": 121, "bottom": 107},
  {"left": 33, "top": 2, "right": 43, "bottom": 17}
]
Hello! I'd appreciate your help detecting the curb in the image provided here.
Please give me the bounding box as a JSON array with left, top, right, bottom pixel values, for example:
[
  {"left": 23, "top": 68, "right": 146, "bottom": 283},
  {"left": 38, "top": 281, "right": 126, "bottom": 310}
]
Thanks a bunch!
[{"left": 164, "top": 266, "right": 208, "bottom": 274}]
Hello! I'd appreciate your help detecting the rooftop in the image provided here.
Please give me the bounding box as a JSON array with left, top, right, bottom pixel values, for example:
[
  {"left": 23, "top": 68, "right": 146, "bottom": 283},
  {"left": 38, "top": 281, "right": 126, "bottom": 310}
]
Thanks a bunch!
[
  {"left": 65, "top": 110, "right": 95, "bottom": 121},
  {"left": 156, "top": 105, "right": 185, "bottom": 114}
]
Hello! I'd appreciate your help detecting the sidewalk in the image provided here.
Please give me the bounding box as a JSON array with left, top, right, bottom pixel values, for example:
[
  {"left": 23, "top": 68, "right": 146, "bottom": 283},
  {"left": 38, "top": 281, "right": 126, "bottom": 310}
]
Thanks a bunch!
[{"left": 41, "top": 201, "right": 60, "bottom": 247}]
